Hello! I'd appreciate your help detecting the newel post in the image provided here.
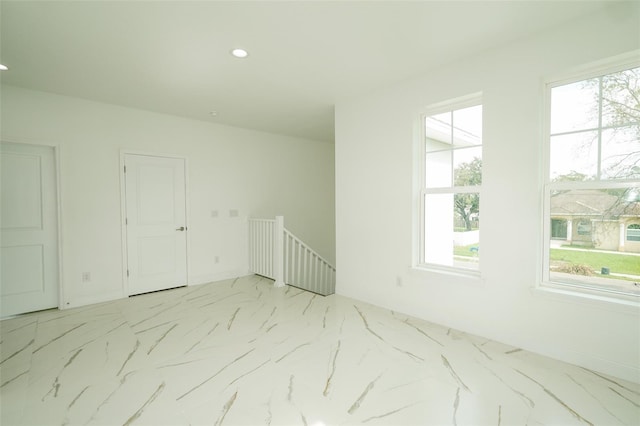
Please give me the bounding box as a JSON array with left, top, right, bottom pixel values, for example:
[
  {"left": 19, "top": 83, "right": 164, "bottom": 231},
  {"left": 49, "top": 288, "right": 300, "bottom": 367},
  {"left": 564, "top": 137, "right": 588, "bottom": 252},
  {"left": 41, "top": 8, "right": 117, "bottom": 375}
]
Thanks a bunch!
[{"left": 274, "top": 215, "right": 285, "bottom": 287}]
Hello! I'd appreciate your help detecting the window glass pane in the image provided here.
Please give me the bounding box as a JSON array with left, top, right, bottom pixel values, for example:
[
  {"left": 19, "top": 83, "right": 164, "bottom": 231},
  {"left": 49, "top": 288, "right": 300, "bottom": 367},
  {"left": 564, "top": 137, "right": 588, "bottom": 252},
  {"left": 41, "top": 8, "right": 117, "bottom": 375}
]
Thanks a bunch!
[
  {"left": 425, "top": 151, "right": 451, "bottom": 188},
  {"left": 627, "top": 224, "right": 640, "bottom": 241},
  {"left": 424, "top": 193, "right": 454, "bottom": 266},
  {"left": 453, "top": 147, "right": 482, "bottom": 186},
  {"left": 550, "top": 79, "right": 599, "bottom": 134},
  {"left": 549, "top": 131, "right": 598, "bottom": 181},
  {"left": 601, "top": 126, "right": 640, "bottom": 180},
  {"left": 425, "top": 112, "right": 452, "bottom": 149},
  {"left": 548, "top": 187, "right": 640, "bottom": 295},
  {"left": 453, "top": 105, "right": 482, "bottom": 148},
  {"left": 602, "top": 67, "right": 640, "bottom": 127},
  {"left": 454, "top": 192, "right": 480, "bottom": 270},
  {"left": 424, "top": 193, "right": 480, "bottom": 271}
]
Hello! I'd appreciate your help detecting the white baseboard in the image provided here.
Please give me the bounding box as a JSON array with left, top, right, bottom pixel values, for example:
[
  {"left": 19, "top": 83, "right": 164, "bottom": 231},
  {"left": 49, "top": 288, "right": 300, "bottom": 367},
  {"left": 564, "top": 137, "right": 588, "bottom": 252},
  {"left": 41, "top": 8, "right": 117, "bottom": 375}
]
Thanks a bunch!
[{"left": 188, "top": 269, "right": 252, "bottom": 286}]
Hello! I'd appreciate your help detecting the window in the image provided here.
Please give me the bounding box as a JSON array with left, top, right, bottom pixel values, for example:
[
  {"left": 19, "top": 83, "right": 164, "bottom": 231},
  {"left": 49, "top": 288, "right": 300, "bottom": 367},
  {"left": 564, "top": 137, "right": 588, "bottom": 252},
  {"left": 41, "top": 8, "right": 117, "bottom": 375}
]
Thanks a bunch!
[
  {"left": 551, "top": 219, "right": 568, "bottom": 239},
  {"left": 419, "top": 95, "right": 482, "bottom": 273},
  {"left": 544, "top": 60, "right": 640, "bottom": 298},
  {"left": 576, "top": 220, "right": 592, "bottom": 237}
]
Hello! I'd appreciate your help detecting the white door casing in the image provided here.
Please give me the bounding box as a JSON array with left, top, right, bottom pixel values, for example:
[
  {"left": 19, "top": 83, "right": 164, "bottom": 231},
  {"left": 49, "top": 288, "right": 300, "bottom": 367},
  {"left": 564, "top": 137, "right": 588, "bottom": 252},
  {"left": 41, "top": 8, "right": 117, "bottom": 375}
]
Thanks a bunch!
[
  {"left": 124, "top": 154, "right": 187, "bottom": 295},
  {"left": 1, "top": 142, "right": 59, "bottom": 317}
]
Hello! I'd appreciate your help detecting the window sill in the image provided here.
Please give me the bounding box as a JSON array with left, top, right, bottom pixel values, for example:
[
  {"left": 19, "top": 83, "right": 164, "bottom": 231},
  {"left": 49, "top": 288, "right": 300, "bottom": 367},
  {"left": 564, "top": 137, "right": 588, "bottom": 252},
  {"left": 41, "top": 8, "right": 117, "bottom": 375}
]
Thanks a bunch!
[{"left": 534, "top": 281, "right": 640, "bottom": 313}]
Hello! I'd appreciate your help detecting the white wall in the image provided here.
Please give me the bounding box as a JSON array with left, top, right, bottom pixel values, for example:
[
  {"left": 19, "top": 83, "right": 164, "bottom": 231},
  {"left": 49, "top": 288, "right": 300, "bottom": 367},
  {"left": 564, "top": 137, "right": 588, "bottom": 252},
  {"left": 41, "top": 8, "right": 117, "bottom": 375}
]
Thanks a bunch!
[
  {"left": 1, "top": 85, "right": 335, "bottom": 308},
  {"left": 335, "top": 3, "right": 640, "bottom": 382}
]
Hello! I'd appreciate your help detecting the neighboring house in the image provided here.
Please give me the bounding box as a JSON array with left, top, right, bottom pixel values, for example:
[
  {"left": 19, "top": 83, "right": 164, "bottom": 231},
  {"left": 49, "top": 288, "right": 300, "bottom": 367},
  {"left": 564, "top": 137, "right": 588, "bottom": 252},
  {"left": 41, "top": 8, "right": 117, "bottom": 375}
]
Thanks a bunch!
[{"left": 550, "top": 189, "right": 640, "bottom": 253}]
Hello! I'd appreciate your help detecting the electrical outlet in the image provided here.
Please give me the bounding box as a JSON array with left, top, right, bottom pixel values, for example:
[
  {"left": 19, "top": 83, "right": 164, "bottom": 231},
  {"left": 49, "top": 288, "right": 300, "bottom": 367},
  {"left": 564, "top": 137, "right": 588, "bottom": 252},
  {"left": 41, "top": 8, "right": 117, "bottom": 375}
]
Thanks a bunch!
[
  {"left": 214, "top": 256, "right": 220, "bottom": 264},
  {"left": 229, "top": 209, "right": 239, "bottom": 217},
  {"left": 396, "top": 276, "right": 403, "bottom": 287},
  {"left": 82, "top": 272, "right": 91, "bottom": 283},
  {"left": 211, "top": 210, "right": 218, "bottom": 218}
]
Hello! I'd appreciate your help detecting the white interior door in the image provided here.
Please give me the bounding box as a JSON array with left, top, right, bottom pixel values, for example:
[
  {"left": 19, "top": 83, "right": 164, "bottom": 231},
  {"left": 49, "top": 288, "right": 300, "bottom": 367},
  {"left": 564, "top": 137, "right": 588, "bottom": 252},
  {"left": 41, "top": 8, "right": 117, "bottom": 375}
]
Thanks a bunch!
[
  {"left": 1, "top": 142, "right": 59, "bottom": 317},
  {"left": 124, "top": 154, "right": 187, "bottom": 295}
]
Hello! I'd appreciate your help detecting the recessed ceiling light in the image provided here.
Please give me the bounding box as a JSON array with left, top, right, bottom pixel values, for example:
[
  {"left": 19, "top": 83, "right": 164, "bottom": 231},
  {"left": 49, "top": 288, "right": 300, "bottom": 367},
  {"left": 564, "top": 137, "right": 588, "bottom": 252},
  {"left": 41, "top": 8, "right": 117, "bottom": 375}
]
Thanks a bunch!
[
  {"left": 209, "top": 111, "right": 218, "bottom": 117},
  {"left": 231, "top": 48, "right": 248, "bottom": 58},
  {"left": 0, "top": 64, "right": 8, "bottom": 71}
]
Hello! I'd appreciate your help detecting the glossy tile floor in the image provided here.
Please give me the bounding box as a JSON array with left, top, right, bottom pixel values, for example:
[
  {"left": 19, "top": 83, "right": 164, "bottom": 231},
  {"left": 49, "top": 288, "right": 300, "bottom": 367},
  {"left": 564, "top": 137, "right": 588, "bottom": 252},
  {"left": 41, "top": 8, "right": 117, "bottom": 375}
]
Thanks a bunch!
[{"left": 1, "top": 275, "right": 638, "bottom": 425}]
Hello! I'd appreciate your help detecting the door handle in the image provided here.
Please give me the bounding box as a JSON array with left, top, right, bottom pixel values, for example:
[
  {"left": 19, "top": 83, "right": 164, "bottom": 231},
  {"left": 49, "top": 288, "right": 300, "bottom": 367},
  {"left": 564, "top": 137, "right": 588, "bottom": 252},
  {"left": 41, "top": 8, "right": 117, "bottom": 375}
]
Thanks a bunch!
[{"left": 176, "top": 226, "right": 186, "bottom": 231}]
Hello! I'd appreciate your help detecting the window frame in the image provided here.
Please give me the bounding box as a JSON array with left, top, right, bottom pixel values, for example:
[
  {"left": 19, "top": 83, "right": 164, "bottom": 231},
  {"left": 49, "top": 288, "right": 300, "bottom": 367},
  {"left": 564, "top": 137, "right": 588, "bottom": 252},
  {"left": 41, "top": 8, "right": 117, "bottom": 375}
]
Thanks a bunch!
[
  {"left": 541, "top": 53, "right": 640, "bottom": 303},
  {"left": 416, "top": 93, "right": 483, "bottom": 277}
]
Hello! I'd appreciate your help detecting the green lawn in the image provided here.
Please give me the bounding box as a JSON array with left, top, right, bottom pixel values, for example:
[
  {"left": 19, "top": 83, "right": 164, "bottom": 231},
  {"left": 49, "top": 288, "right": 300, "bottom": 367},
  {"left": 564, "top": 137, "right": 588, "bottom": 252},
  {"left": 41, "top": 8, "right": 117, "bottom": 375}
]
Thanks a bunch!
[
  {"left": 454, "top": 244, "right": 479, "bottom": 257},
  {"left": 549, "top": 249, "right": 640, "bottom": 276},
  {"left": 454, "top": 245, "right": 640, "bottom": 276}
]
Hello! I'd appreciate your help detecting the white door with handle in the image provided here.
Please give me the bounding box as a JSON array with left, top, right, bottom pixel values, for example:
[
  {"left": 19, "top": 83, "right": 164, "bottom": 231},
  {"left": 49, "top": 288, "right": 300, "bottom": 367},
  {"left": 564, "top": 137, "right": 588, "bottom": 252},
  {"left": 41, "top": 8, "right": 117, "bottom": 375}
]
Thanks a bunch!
[
  {"left": 1, "top": 142, "right": 59, "bottom": 317},
  {"left": 124, "top": 154, "right": 187, "bottom": 295}
]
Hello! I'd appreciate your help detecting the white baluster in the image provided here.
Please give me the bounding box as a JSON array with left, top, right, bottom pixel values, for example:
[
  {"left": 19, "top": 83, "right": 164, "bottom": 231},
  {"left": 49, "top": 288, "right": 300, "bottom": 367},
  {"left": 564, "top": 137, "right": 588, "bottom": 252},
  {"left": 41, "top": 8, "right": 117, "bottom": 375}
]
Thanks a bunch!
[{"left": 273, "top": 216, "right": 285, "bottom": 287}]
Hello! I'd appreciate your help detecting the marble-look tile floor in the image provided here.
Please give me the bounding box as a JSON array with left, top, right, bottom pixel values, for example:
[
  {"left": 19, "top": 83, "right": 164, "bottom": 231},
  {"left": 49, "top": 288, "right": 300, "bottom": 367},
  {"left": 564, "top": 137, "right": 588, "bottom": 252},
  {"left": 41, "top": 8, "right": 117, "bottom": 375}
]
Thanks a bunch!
[{"left": 1, "top": 275, "right": 638, "bottom": 426}]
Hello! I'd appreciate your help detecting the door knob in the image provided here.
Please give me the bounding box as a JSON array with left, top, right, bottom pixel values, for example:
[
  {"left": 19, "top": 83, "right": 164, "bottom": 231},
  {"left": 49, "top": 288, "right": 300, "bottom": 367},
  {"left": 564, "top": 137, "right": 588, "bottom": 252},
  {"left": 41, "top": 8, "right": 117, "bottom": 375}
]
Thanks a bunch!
[{"left": 176, "top": 226, "right": 186, "bottom": 231}]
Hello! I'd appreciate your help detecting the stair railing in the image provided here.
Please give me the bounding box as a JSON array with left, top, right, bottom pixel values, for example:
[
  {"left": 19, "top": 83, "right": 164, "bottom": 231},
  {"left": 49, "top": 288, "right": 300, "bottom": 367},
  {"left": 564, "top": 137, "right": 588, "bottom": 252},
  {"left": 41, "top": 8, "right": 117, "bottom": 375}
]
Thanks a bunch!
[{"left": 248, "top": 216, "right": 336, "bottom": 295}]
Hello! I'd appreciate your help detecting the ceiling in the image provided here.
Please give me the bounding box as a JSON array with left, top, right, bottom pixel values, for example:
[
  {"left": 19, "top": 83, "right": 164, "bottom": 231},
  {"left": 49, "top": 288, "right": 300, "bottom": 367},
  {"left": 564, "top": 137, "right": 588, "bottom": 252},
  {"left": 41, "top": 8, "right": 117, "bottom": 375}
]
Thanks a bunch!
[{"left": 0, "top": 1, "right": 616, "bottom": 142}]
